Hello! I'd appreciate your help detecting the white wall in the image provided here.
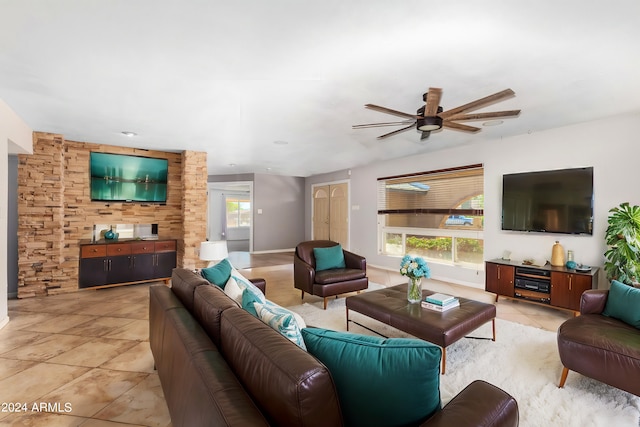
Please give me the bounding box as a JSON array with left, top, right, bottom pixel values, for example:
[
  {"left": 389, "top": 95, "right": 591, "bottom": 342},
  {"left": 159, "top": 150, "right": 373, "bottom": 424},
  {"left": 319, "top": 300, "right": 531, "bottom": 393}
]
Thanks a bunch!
[
  {"left": 1, "top": 99, "right": 32, "bottom": 329},
  {"left": 343, "top": 112, "right": 640, "bottom": 290}
]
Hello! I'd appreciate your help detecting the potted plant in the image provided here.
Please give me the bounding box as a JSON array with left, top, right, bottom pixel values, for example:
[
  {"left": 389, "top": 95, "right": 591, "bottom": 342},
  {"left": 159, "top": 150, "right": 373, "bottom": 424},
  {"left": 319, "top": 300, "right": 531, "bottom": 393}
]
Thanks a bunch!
[{"left": 604, "top": 202, "right": 640, "bottom": 286}]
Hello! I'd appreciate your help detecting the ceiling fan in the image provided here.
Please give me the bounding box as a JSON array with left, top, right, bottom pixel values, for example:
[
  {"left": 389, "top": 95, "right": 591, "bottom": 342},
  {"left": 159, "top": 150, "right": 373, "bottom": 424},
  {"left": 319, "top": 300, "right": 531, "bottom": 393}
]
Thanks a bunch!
[{"left": 353, "top": 88, "right": 520, "bottom": 140}]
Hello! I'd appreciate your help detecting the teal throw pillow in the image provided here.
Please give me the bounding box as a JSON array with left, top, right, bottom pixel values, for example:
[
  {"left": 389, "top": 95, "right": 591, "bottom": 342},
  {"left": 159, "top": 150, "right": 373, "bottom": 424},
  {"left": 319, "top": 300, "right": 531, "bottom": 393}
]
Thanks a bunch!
[
  {"left": 200, "top": 259, "right": 232, "bottom": 287},
  {"left": 254, "top": 301, "right": 307, "bottom": 350},
  {"left": 603, "top": 280, "right": 640, "bottom": 328},
  {"left": 313, "top": 245, "right": 346, "bottom": 271},
  {"left": 301, "top": 328, "right": 441, "bottom": 427}
]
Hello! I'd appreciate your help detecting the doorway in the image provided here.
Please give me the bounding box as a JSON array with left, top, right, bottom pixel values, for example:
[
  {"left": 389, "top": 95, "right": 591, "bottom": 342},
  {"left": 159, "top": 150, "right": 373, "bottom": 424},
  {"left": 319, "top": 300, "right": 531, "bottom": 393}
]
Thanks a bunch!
[
  {"left": 207, "top": 181, "right": 253, "bottom": 252},
  {"left": 312, "top": 182, "right": 349, "bottom": 248}
]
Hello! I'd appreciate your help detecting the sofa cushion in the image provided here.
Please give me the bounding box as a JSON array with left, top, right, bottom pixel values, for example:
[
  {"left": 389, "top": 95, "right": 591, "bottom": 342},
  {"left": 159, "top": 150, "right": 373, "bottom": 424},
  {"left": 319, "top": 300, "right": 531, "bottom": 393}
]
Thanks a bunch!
[
  {"left": 603, "top": 279, "right": 640, "bottom": 328},
  {"left": 313, "top": 244, "right": 346, "bottom": 271},
  {"left": 231, "top": 271, "right": 266, "bottom": 317},
  {"left": 301, "top": 327, "right": 442, "bottom": 427},
  {"left": 171, "top": 268, "right": 210, "bottom": 312},
  {"left": 200, "top": 258, "right": 232, "bottom": 287},
  {"left": 220, "top": 309, "right": 342, "bottom": 427},
  {"left": 253, "top": 300, "right": 307, "bottom": 350},
  {"left": 193, "top": 284, "right": 240, "bottom": 347}
]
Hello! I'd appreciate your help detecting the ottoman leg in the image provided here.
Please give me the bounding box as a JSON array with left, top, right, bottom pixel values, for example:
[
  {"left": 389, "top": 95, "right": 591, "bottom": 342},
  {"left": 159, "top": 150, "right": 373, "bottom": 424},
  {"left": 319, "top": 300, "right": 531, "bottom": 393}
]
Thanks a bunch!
[
  {"left": 492, "top": 318, "right": 496, "bottom": 341},
  {"left": 559, "top": 367, "right": 570, "bottom": 388},
  {"left": 441, "top": 348, "right": 447, "bottom": 375}
]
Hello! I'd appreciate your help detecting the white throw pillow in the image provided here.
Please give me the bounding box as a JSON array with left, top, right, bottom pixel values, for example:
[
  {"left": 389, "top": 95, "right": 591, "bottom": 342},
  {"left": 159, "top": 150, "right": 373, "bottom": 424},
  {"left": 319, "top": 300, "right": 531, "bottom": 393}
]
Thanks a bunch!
[{"left": 223, "top": 276, "right": 244, "bottom": 305}]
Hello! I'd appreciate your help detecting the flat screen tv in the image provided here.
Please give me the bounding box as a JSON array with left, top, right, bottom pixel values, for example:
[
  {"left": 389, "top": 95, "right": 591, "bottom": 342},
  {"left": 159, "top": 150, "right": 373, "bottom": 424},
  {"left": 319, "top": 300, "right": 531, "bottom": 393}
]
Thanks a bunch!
[
  {"left": 501, "top": 167, "right": 593, "bottom": 235},
  {"left": 90, "top": 152, "right": 168, "bottom": 203}
]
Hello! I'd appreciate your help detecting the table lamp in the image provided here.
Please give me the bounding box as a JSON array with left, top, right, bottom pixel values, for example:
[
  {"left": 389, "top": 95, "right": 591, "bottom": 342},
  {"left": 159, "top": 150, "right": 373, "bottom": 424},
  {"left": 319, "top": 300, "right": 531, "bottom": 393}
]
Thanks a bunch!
[{"left": 199, "top": 241, "right": 228, "bottom": 267}]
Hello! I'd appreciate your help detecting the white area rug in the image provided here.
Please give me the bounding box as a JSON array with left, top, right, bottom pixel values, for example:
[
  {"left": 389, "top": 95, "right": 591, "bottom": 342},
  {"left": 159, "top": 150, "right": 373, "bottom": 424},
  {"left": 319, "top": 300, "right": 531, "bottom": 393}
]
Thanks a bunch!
[{"left": 289, "top": 287, "right": 640, "bottom": 427}]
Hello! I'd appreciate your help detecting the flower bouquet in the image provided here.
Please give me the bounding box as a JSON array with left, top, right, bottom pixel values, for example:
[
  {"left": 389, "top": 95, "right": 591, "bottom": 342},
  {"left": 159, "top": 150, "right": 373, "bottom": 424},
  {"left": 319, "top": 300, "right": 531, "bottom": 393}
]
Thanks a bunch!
[{"left": 400, "top": 255, "right": 431, "bottom": 303}]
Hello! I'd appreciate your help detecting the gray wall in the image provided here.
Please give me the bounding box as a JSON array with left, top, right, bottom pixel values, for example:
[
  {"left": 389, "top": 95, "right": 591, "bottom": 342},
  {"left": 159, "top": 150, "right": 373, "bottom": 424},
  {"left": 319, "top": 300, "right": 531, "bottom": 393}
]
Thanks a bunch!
[
  {"left": 253, "top": 173, "right": 305, "bottom": 251},
  {"left": 208, "top": 172, "right": 305, "bottom": 252},
  {"left": 7, "top": 155, "right": 18, "bottom": 299}
]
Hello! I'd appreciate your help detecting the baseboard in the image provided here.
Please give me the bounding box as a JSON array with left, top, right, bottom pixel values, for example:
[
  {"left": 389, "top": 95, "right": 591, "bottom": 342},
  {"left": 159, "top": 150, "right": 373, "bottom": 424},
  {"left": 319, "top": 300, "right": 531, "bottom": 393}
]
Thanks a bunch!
[
  {"left": 248, "top": 248, "right": 295, "bottom": 254},
  {"left": 0, "top": 316, "right": 9, "bottom": 331}
]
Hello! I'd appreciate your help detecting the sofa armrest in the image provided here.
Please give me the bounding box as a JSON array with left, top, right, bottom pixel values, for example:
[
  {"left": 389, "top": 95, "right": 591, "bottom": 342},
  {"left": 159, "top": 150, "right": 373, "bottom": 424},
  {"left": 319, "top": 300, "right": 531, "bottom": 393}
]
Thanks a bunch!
[
  {"left": 343, "top": 250, "right": 366, "bottom": 271},
  {"left": 580, "top": 289, "right": 608, "bottom": 315},
  {"left": 294, "top": 255, "right": 315, "bottom": 293},
  {"left": 421, "top": 380, "right": 518, "bottom": 427},
  {"left": 249, "top": 278, "right": 266, "bottom": 295}
]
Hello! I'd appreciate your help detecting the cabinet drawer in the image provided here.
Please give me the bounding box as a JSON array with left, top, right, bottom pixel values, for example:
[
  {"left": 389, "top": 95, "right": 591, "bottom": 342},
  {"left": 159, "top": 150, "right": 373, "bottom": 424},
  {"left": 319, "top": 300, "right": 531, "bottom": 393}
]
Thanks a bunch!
[
  {"left": 81, "top": 245, "right": 107, "bottom": 258},
  {"left": 106, "top": 243, "right": 132, "bottom": 256},
  {"left": 155, "top": 240, "right": 176, "bottom": 252},
  {"left": 131, "top": 241, "right": 155, "bottom": 254}
]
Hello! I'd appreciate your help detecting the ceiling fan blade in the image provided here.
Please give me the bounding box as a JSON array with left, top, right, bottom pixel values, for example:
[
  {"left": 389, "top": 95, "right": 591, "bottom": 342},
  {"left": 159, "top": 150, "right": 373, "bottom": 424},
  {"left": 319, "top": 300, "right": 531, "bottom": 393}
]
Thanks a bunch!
[
  {"left": 377, "top": 124, "right": 415, "bottom": 139},
  {"left": 438, "top": 89, "right": 516, "bottom": 119},
  {"left": 420, "top": 131, "right": 431, "bottom": 140},
  {"left": 442, "top": 121, "right": 481, "bottom": 133},
  {"left": 424, "top": 88, "right": 442, "bottom": 116},
  {"left": 353, "top": 120, "right": 415, "bottom": 129},
  {"left": 445, "top": 110, "right": 521, "bottom": 122},
  {"left": 365, "top": 104, "right": 420, "bottom": 120}
]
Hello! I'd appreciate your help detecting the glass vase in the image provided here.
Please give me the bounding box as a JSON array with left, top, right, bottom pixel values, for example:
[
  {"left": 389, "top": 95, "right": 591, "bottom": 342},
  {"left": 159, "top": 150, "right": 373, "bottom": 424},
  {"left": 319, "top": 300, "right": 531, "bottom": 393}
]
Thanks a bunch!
[{"left": 407, "top": 277, "right": 423, "bottom": 303}]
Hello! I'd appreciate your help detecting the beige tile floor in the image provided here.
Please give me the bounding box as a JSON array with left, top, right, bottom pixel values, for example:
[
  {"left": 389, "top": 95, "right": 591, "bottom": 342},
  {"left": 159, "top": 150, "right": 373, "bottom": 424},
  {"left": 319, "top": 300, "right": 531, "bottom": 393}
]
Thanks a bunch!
[{"left": 1, "top": 256, "right": 573, "bottom": 426}]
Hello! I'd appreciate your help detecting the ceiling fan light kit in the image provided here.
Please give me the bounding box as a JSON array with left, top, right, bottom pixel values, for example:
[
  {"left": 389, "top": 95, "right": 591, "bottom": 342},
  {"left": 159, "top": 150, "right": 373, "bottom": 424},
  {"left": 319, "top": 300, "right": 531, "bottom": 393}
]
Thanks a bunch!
[
  {"left": 417, "top": 116, "right": 443, "bottom": 131},
  {"left": 354, "top": 87, "right": 520, "bottom": 140}
]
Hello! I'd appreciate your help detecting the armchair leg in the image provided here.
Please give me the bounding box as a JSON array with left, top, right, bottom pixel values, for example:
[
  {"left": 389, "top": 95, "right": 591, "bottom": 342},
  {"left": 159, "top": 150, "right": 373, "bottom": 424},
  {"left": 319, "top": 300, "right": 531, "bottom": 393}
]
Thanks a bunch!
[
  {"left": 323, "top": 297, "right": 328, "bottom": 310},
  {"left": 558, "top": 367, "right": 569, "bottom": 388}
]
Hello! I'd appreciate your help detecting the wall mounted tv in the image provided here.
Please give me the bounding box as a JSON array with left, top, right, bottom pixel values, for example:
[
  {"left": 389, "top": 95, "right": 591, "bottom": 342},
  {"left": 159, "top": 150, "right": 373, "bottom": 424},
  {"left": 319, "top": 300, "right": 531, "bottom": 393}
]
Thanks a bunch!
[
  {"left": 90, "top": 152, "right": 168, "bottom": 203},
  {"left": 501, "top": 166, "right": 593, "bottom": 235}
]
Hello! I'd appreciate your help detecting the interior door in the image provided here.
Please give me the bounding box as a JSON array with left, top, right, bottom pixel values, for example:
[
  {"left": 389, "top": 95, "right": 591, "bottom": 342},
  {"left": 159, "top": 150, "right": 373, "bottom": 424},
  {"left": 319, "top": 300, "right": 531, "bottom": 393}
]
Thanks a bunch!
[
  {"left": 313, "top": 186, "right": 330, "bottom": 240},
  {"left": 313, "top": 182, "right": 349, "bottom": 247},
  {"left": 329, "top": 183, "right": 348, "bottom": 247}
]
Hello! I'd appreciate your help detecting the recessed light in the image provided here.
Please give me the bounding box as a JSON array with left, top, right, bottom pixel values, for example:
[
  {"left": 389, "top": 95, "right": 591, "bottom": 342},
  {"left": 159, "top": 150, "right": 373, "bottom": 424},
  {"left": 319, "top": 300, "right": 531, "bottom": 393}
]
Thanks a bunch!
[
  {"left": 482, "top": 120, "right": 503, "bottom": 127},
  {"left": 121, "top": 131, "right": 137, "bottom": 137},
  {"left": 229, "top": 163, "right": 236, "bottom": 167},
  {"left": 273, "top": 140, "right": 289, "bottom": 145}
]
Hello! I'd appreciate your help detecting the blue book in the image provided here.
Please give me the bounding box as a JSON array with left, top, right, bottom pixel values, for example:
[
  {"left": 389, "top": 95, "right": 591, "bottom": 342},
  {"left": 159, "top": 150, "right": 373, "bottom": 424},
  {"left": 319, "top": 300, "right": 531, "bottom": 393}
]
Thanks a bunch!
[{"left": 425, "top": 293, "right": 457, "bottom": 306}]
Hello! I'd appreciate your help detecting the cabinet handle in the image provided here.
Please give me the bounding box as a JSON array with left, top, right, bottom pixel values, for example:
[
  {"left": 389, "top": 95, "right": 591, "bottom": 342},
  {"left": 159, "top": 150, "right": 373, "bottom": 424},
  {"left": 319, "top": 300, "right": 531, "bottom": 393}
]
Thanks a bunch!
[
  {"left": 569, "top": 275, "right": 572, "bottom": 291},
  {"left": 103, "top": 259, "right": 107, "bottom": 271},
  {"left": 497, "top": 267, "right": 500, "bottom": 280}
]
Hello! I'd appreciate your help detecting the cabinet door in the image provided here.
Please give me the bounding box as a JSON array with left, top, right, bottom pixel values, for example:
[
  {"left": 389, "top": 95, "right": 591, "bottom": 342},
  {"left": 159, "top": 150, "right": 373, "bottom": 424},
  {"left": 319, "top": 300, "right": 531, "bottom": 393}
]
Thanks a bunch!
[
  {"left": 79, "top": 258, "right": 108, "bottom": 288},
  {"left": 131, "top": 254, "right": 155, "bottom": 282},
  {"left": 107, "top": 256, "right": 133, "bottom": 284},
  {"left": 485, "top": 262, "right": 514, "bottom": 297},
  {"left": 551, "top": 272, "right": 593, "bottom": 311},
  {"left": 154, "top": 252, "right": 176, "bottom": 279}
]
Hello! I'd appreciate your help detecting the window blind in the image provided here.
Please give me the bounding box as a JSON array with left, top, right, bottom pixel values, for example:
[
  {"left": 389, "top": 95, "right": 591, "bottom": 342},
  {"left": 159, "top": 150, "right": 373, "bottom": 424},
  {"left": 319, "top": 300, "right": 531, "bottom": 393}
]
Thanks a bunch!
[{"left": 377, "top": 164, "right": 484, "bottom": 215}]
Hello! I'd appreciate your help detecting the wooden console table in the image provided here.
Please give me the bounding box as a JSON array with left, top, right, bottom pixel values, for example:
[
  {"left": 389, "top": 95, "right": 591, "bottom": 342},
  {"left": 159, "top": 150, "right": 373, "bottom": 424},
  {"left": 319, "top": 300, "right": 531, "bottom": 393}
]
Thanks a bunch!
[
  {"left": 79, "top": 239, "right": 176, "bottom": 289},
  {"left": 485, "top": 259, "right": 598, "bottom": 313}
]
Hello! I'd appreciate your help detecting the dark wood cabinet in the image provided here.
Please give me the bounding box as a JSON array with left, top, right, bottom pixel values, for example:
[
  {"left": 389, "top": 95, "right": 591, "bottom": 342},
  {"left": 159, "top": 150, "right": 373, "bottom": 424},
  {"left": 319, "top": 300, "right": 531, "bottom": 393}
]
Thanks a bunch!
[
  {"left": 550, "top": 272, "right": 593, "bottom": 311},
  {"left": 485, "top": 262, "right": 514, "bottom": 299},
  {"left": 486, "top": 259, "right": 598, "bottom": 313},
  {"left": 79, "top": 239, "right": 176, "bottom": 289}
]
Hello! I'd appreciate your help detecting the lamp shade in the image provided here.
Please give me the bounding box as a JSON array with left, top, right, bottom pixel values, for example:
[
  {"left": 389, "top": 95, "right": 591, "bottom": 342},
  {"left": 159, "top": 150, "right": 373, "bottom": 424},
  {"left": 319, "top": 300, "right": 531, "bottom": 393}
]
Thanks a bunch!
[{"left": 200, "top": 241, "right": 228, "bottom": 262}]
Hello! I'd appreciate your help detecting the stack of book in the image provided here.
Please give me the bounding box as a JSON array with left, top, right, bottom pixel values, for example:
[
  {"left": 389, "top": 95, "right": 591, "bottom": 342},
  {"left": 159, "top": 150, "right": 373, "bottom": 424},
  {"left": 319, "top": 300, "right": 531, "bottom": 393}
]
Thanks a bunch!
[{"left": 421, "top": 293, "right": 460, "bottom": 312}]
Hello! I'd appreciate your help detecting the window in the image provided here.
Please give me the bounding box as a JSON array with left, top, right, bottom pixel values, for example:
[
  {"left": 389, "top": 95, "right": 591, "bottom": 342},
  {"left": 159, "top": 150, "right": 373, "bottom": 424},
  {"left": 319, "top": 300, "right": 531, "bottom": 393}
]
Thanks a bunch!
[
  {"left": 226, "top": 197, "right": 251, "bottom": 228},
  {"left": 378, "top": 164, "right": 484, "bottom": 267}
]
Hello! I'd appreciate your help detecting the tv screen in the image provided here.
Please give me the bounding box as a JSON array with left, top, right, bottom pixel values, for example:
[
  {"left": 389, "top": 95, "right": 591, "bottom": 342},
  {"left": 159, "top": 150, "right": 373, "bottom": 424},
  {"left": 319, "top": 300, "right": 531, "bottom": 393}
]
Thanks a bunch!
[
  {"left": 501, "top": 167, "right": 593, "bottom": 235},
  {"left": 90, "top": 152, "right": 168, "bottom": 203}
]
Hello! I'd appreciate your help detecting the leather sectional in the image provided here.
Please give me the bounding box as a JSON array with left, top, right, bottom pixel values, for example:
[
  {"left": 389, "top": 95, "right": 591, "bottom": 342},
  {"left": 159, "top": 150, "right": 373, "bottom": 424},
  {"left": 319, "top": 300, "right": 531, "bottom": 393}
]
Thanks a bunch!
[{"left": 149, "top": 268, "right": 519, "bottom": 426}]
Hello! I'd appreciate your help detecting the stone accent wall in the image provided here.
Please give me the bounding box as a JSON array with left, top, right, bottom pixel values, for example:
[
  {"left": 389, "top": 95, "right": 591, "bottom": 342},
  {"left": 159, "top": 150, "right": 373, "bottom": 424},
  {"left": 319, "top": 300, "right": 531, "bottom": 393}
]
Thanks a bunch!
[
  {"left": 17, "top": 132, "right": 207, "bottom": 297},
  {"left": 180, "top": 151, "right": 208, "bottom": 270}
]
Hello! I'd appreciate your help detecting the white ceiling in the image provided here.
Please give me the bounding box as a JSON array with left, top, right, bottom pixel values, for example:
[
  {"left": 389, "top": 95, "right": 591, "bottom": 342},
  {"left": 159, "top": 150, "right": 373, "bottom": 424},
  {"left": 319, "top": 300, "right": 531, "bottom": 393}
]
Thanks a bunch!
[{"left": 2, "top": 1, "right": 640, "bottom": 177}]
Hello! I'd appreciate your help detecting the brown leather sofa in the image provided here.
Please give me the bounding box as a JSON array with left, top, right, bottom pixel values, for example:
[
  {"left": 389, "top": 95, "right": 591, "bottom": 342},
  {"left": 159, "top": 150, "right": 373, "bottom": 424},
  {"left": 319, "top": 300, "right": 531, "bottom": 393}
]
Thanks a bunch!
[
  {"left": 294, "top": 240, "right": 369, "bottom": 309},
  {"left": 557, "top": 289, "right": 640, "bottom": 396},
  {"left": 150, "top": 268, "right": 520, "bottom": 427}
]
